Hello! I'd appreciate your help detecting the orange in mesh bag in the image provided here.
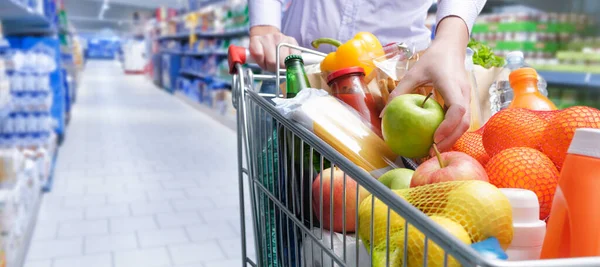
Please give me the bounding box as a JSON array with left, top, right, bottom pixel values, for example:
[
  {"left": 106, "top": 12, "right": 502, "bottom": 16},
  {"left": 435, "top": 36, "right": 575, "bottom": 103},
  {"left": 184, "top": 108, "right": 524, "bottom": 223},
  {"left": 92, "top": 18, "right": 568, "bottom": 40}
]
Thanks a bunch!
[
  {"left": 486, "top": 147, "right": 559, "bottom": 220},
  {"left": 358, "top": 180, "right": 513, "bottom": 267},
  {"left": 540, "top": 106, "right": 600, "bottom": 170},
  {"left": 482, "top": 108, "right": 549, "bottom": 157},
  {"left": 452, "top": 127, "right": 490, "bottom": 167}
]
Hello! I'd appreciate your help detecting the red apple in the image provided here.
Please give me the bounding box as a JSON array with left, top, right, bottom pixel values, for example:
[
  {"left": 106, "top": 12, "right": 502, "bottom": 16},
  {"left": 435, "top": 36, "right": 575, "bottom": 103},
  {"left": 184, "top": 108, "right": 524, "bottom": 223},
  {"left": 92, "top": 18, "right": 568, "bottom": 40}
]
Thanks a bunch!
[
  {"left": 312, "top": 167, "right": 369, "bottom": 233},
  {"left": 410, "top": 145, "right": 489, "bottom": 187}
]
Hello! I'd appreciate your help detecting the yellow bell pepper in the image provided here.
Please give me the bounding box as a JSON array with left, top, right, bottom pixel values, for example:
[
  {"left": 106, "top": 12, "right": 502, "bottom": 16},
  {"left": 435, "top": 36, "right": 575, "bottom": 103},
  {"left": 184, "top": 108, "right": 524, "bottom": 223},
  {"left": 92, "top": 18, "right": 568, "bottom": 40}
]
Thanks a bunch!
[{"left": 311, "top": 32, "right": 385, "bottom": 76}]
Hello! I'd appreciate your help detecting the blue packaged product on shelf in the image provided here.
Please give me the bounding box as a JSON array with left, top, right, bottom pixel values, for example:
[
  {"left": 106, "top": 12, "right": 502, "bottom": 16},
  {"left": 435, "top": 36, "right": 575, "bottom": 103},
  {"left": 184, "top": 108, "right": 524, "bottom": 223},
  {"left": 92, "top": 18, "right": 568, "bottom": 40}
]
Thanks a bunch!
[
  {"left": 20, "top": 37, "right": 65, "bottom": 138},
  {"left": 191, "top": 79, "right": 201, "bottom": 103}
]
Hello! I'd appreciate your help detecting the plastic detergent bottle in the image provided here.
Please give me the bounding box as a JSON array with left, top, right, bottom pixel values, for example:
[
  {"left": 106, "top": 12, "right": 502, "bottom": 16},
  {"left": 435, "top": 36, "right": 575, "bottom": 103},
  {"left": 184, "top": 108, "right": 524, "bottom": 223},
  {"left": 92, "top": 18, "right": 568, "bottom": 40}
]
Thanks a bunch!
[
  {"left": 507, "top": 68, "right": 556, "bottom": 111},
  {"left": 499, "top": 188, "right": 546, "bottom": 260},
  {"left": 542, "top": 128, "right": 600, "bottom": 259}
]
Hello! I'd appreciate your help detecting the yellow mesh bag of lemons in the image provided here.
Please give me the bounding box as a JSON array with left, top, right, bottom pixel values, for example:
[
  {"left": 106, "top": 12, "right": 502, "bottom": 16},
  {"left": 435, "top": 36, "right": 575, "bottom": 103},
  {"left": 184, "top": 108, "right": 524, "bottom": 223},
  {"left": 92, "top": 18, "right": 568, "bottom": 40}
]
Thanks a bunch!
[{"left": 358, "top": 180, "right": 513, "bottom": 267}]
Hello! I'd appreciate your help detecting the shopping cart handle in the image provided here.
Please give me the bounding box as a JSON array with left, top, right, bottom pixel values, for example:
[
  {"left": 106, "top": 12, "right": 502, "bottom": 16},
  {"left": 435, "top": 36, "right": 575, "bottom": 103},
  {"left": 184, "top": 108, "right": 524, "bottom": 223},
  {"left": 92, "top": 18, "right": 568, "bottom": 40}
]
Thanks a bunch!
[
  {"left": 228, "top": 45, "right": 251, "bottom": 74},
  {"left": 228, "top": 45, "right": 324, "bottom": 74}
]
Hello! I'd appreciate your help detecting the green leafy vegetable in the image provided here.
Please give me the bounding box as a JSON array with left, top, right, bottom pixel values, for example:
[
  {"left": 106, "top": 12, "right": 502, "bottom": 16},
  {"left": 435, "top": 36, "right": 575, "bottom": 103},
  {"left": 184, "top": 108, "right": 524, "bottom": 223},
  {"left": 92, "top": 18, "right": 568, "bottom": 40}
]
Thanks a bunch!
[{"left": 468, "top": 39, "right": 505, "bottom": 69}]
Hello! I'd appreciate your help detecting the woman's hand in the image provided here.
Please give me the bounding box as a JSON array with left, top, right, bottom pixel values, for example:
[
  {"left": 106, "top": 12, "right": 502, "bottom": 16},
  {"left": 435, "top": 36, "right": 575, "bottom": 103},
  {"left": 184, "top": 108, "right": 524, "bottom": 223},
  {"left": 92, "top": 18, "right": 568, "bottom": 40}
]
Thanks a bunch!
[
  {"left": 249, "top": 25, "right": 299, "bottom": 72},
  {"left": 388, "top": 17, "right": 471, "bottom": 155}
]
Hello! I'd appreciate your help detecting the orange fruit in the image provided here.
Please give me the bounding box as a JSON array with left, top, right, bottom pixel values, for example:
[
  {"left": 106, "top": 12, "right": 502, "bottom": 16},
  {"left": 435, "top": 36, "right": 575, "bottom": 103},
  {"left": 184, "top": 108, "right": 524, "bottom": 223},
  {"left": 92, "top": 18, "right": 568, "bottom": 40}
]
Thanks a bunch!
[
  {"left": 540, "top": 106, "right": 600, "bottom": 170},
  {"left": 452, "top": 129, "right": 490, "bottom": 167},
  {"left": 533, "top": 110, "right": 558, "bottom": 123},
  {"left": 486, "top": 147, "right": 559, "bottom": 220},
  {"left": 482, "top": 108, "right": 548, "bottom": 157}
]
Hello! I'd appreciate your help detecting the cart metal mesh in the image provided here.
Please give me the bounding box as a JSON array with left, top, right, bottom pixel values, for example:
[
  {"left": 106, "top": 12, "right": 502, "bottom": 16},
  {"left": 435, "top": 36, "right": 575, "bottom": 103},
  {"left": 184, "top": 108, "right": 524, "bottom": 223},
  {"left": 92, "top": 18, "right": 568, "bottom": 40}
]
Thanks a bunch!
[{"left": 230, "top": 45, "right": 600, "bottom": 267}]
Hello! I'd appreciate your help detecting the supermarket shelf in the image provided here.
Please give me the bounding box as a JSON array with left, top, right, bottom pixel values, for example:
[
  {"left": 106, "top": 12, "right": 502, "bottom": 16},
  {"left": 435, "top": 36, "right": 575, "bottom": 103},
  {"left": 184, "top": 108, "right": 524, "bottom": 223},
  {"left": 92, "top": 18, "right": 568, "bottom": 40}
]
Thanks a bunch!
[
  {"left": 157, "top": 27, "right": 249, "bottom": 41},
  {"left": 184, "top": 50, "right": 228, "bottom": 57},
  {"left": 13, "top": 189, "right": 42, "bottom": 267},
  {"left": 179, "top": 69, "right": 232, "bottom": 86},
  {"left": 0, "top": 0, "right": 56, "bottom": 35},
  {"left": 556, "top": 51, "right": 600, "bottom": 62},
  {"left": 538, "top": 71, "right": 600, "bottom": 88},
  {"left": 42, "top": 147, "right": 59, "bottom": 192},
  {"left": 160, "top": 49, "right": 183, "bottom": 55},
  {"left": 174, "top": 91, "right": 236, "bottom": 131}
]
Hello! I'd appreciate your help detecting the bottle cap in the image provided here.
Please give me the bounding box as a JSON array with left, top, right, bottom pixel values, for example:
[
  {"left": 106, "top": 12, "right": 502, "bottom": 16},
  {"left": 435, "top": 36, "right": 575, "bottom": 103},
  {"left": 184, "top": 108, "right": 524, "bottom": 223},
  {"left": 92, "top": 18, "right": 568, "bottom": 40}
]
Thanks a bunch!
[
  {"left": 326, "top": 67, "right": 365, "bottom": 84},
  {"left": 509, "top": 67, "right": 538, "bottom": 87},
  {"left": 568, "top": 128, "right": 600, "bottom": 159},
  {"left": 284, "top": 54, "right": 303, "bottom": 66},
  {"left": 506, "top": 51, "right": 524, "bottom": 60},
  {"left": 500, "top": 188, "right": 546, "bottom": 247}
]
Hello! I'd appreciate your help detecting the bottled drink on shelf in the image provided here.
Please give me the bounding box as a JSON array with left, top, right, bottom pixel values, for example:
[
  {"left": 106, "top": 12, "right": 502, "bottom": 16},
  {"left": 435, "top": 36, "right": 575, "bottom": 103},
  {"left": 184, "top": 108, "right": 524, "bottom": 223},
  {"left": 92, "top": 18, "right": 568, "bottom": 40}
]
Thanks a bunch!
[
  {"left": 284, "top": 54, "right": 311, "bottom": 98},
  {"left": 489, "top": 51, "right": 548, "bottom": 116},
  {"left": 508, "top": 68, "right": 557, "bottom": 111}
]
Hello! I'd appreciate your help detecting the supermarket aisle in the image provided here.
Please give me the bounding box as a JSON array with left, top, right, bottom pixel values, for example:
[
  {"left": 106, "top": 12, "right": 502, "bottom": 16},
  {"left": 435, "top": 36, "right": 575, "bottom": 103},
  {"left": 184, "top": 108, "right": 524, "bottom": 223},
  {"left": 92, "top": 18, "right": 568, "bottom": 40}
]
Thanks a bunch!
[{"left": 25, "top": 61, "right": 251, "bottom": 267}]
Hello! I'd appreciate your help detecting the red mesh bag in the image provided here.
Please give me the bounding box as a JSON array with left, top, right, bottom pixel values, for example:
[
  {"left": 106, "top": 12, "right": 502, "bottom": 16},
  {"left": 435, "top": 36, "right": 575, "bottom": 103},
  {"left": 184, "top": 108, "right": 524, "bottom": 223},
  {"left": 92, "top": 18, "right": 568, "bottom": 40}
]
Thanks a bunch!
[
  {"left": 485, "top": 147, "right": 559, "bottom": 220},
  {"left": 482, "top": 108, "right": 550, "bottom": 157},
  {"left": 539, "top": 106, "right": 600, "bottom": 170},
  {"left": 452, "top": 127, "right": 489, "bottom": 167},
  {"left": 452, "top": 106, "right": 600, "bottom": 220}
]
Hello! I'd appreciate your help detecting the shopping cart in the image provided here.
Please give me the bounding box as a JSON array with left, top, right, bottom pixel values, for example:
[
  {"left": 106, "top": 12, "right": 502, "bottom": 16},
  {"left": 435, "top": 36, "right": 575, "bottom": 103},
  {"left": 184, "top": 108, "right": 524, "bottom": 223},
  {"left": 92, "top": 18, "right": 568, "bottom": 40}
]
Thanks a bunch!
[{"left": 228, "top": 43, "right": 600, "bottom": 267}]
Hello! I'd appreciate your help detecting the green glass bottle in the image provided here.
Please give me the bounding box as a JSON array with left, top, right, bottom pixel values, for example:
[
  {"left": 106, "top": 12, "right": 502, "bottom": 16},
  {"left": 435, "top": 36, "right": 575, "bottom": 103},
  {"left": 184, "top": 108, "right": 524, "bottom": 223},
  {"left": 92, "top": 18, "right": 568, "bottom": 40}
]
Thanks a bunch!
[{"left": 284, "top": 54, "right": 310, "bottom": 98}]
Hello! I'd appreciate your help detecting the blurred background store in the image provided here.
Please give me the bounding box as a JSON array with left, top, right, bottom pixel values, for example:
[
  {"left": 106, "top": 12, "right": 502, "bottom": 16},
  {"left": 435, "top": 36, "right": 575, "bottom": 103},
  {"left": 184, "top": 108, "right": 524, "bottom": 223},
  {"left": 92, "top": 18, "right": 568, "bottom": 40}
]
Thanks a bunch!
[{"left": 0, "top": 0, "right": 595, "bottom": 266}]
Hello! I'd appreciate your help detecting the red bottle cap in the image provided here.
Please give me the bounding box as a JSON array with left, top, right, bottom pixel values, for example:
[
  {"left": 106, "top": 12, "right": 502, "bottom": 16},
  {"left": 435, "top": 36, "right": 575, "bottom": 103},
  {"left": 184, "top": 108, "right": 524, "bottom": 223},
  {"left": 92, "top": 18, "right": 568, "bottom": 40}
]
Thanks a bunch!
[{"left": 327, "top": 67, "right": 365, "bottom": 84}]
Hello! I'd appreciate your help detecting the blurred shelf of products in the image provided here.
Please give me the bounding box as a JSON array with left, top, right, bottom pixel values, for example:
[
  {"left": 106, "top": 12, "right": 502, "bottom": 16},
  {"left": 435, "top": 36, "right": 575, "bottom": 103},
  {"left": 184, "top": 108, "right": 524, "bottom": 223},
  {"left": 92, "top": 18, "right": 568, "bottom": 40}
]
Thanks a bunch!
[
  {"left": 0, "top": 0, "right": 82, "bottom": 266},
  {"left": 145, "top": 0, "right": 251, "bottom": 129},
  {"left": 467, "top": 2, "right": 600, "bottom": 110}
]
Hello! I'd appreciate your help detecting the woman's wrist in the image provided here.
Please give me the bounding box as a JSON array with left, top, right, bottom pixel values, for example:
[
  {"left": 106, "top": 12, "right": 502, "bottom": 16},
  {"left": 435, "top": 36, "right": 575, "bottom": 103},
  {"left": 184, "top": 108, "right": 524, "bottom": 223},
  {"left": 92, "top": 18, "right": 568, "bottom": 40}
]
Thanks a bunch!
[
  {"left": 432, "top": 16, "right": 470, "bottom": 54},
  {"left": 250, "top": 25, "right": 281, "bottom": 37}
]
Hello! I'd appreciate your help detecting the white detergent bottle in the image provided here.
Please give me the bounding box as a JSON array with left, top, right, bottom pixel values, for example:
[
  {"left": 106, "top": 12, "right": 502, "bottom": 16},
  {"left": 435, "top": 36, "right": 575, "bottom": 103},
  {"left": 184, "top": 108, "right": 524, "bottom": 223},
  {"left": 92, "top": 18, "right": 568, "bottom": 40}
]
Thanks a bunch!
[{"left": 499, "top": 188, "right": 546, "bottom": 260}]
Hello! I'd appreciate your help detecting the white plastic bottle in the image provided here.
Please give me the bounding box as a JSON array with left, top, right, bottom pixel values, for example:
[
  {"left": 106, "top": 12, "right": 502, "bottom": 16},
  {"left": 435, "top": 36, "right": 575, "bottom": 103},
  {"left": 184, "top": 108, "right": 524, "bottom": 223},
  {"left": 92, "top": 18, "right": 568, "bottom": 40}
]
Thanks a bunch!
[{"left": 499, "top": 188, "right": 546, "bottom": 261}]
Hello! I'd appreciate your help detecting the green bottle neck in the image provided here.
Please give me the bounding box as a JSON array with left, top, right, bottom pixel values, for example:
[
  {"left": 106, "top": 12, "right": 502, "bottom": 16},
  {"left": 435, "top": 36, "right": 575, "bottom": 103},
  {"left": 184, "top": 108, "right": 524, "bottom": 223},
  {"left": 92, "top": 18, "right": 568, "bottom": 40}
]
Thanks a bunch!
[{"left": 285, "top": 60, "right": 310, "bottom": 98}]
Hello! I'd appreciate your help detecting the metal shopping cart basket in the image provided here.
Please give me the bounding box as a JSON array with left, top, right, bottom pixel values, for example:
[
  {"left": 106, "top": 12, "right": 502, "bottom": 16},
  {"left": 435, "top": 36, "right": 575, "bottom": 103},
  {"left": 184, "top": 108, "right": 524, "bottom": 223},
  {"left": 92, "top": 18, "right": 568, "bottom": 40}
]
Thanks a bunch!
[{"left": 228, "top": 43, "right": 600, "bottom": 267}]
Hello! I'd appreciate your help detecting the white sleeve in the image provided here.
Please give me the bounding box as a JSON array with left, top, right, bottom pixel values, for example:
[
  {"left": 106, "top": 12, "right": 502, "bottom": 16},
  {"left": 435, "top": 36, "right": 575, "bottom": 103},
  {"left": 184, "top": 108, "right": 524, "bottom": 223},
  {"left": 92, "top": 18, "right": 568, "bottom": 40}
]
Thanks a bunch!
[
  {"left": 249, "top": 0, "right": 283, "bottom": 30},
  {"left": 436, "top": 0, "right": 487, "bottom": 34}
]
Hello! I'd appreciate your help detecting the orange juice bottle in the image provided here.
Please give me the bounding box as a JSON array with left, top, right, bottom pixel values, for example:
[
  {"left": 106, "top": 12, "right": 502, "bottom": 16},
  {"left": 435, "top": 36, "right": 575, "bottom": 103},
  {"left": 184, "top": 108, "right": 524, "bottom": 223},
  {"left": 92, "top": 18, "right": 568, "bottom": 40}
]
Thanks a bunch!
[
  {"left": 508, "top": 68, "right": 557, "bottom": 111},
  {"left": 541, "top": 128, "right": 600, "bottom": 259}
]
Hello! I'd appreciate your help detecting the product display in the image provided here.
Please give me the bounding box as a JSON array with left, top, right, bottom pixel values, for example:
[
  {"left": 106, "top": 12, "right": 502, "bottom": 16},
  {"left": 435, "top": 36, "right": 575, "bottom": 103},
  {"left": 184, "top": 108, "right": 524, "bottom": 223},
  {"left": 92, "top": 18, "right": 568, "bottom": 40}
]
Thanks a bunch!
[
  {"left": 0, "top": 2, "right": 75, "bottom": 267},
  {"left": 472, "top": 11, "right": 595, "bottom": 63},
  {"left": 148, "top": 0, "right": 250, "bottom": 122}
]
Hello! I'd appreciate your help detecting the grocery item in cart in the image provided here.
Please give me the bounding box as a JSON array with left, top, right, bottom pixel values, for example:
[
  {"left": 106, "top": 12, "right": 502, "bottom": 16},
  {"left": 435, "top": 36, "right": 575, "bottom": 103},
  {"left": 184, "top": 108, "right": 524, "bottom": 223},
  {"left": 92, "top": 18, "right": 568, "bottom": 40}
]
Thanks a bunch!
[
  {"left": 508, "top": 68, "right": 556, "bottom": 111},
  {"left": 539, "top": 106, "right": 600, "bottom": 170},
  {"left": 452, "top": 127, "right": 489, "bottom": 166},
  {"left": 302, "top": 228, "right": 370, "bottom": 267},
  {"left": 482, "top": 108, "right": 548, "bottom": 157},
  {"left": 397, "top": 215, "right": 472, "bottom": 267},
  {"left": 273, "top": 88, "right": 401, "bottom": 178},
  {"left": 311, "top": 167, "right": 369, "bottom": 232},
  {"left": 358, "top": 180, "right": 513, "bottom": 266},
  {"left": 486, "top": 147, "right": 559, "bottom": 220},
  {"left": 311, "top": 32, "right": 385, "bottom": 76},
  {"left": 382, "top": 94, "right": 444, "bottom": 159},
  {"left": 327, "top": 67, "right": 381, "bottom": 136},
  {"left": 499, "top": 188, "right": 546, "bottom": 260},
  {"left": 285, "top": 55, "right": 311, "bottom": 98},
  {"left": 542, "top": 128, "right": 600, "bottom": 259},
  {"left": 488, "top": 52, "right": 550, "bottom": 117}
]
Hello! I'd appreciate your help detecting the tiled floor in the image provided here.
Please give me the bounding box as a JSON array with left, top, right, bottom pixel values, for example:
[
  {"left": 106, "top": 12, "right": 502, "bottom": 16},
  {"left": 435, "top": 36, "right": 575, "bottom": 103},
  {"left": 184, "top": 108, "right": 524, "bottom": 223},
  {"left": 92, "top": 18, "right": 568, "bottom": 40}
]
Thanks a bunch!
[{"left": 25, "top": 61, "right": 254, "bottom": 267}]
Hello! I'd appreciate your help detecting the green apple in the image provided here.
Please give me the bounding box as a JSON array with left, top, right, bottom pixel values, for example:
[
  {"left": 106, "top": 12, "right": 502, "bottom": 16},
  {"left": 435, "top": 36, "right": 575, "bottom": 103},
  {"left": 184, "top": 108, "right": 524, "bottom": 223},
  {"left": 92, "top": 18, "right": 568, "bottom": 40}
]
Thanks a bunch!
[
  {"left": 382, "top": 94, "right": 444, "bottom": 158},
  {"left": 378, "top": 168, "right": 414, "bottom": 189}
]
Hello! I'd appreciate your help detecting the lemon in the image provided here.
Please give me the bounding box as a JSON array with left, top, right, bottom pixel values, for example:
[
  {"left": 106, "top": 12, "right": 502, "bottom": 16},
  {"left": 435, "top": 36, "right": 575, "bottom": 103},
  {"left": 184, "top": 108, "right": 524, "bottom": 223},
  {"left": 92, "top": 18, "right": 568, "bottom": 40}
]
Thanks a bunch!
[{"left": 397, "top": 215, "right": 471, "bottom": 267}]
